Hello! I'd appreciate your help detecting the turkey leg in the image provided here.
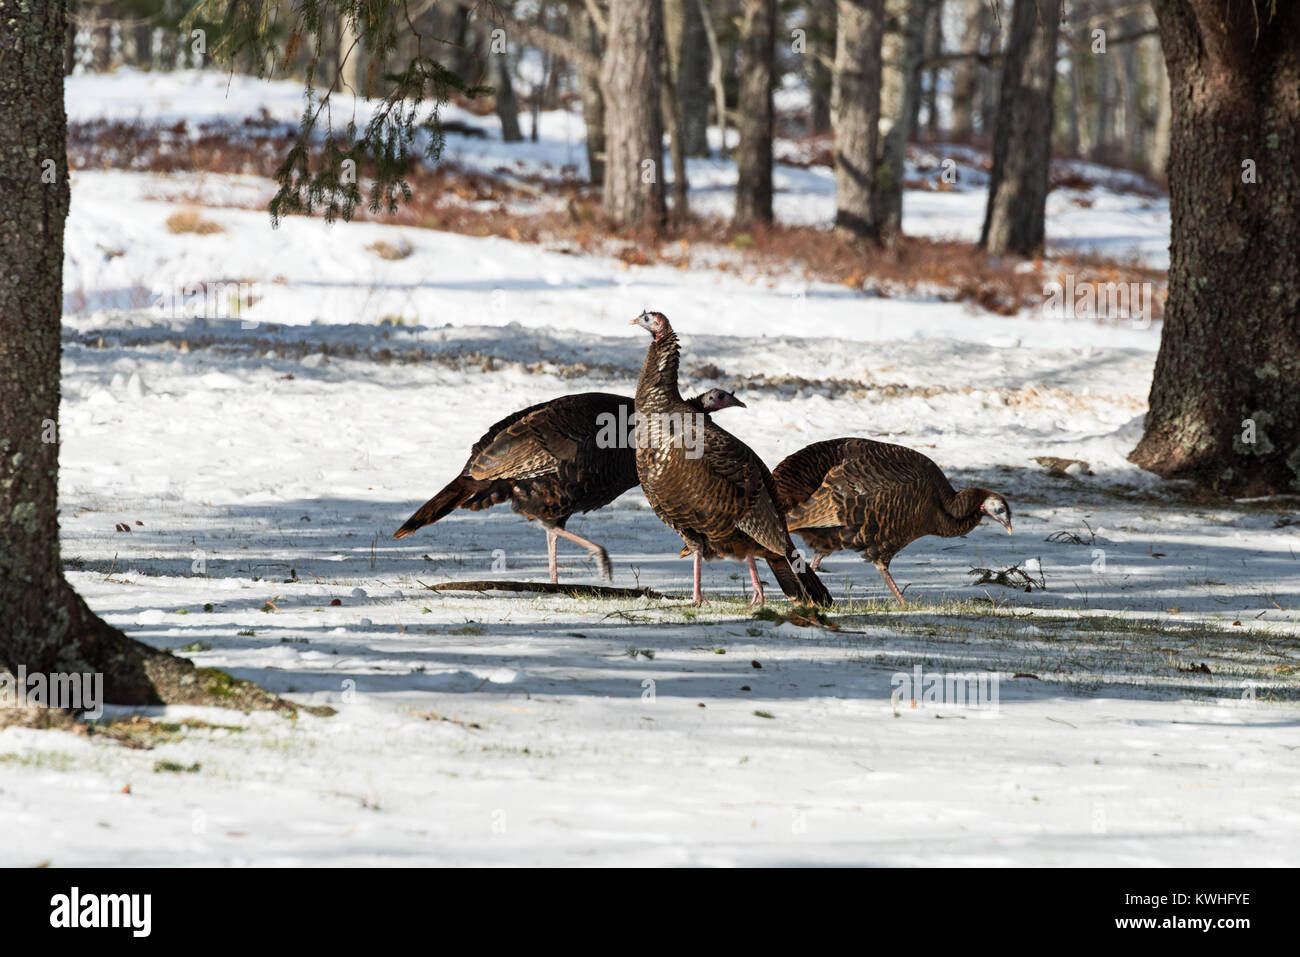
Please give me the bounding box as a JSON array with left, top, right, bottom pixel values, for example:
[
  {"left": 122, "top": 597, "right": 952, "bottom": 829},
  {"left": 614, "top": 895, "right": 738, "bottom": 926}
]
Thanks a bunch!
[
  {"left": 546, "top": 528, "right": 559, "bottom": 584},
  {"left": 745, "top": 555, "right": 766, "bottom": 607},
  {"left": 548, "top": 525, "right": 614, "bottom": 582},
  {"left": 692, "top": 550, "right": 703, "bottom": 605},
  {"left": 875, "top": 561, "right": 906, "bottom": 605}
]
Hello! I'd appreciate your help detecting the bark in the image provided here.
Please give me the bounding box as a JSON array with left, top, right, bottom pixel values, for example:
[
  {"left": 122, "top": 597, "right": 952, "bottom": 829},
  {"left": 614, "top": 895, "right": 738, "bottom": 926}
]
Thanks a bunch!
[
  {"left": 64, "top": 15, "right": 77, "bottom": 75},
  {"left": 918, "top": 0, "right": 941, "bottom": 137},
  {"left": 807, "top": 0, "right": 835, "bottom": 133},
  {"left": 833, "top": 0, "right": 885, "bottom": 240},
  {"left": 1149, "top": 42, "right": 1170, "bottom": 180},
  {"left": 874, "top": 0, "right": 928, "bottom": 236},
  {"left": 950, "top": 0, "right": 987, "bottom": 137},
  {"left": 1129, "top": 0, "right": 1300, "bottom": 495},
  {"left": 130, "top": 25, "right": 154, "bottom": 69},
  {"left": 1094, "top": 41, "right": 1114, "bottom": 161},
  {"left": 492, "top": 43, "right": 524, "bottom": 143},
  {"left": 91, "top": 19, "right": 112, "bottom": 72},
  {"left": 980, "top": 0, "right": 1060, "bottom": 256},
  {"left": 734, "top": 0, "right": 776, "bottom": 229},
  {"left": 0, "top": 2, "right": 298, "bottom": 714},
  {"left": 578, "top": 9, "right": 606, "bottom": 184},
  {"left": 697, "top": 0, "right": 729, "bottom": 157},
  {"left": 1119, "top": 12, "right": 1144, "bottom": 168},
  {"left": 662, "top": 45, "right": 691, "bottom": 219},
  {"left": 602, "top": 0, "right": 667, "bottom": 227},
  {"left": 339, "top": 13, "right": 362, "bottom": 94},
  {"left": 665, "top": 0, "right": 711, "bottom": 156}
]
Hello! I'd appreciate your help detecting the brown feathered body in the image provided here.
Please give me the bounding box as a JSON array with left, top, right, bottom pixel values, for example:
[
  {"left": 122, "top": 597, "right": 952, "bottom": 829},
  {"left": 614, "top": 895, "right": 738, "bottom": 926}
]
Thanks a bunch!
[
  {"left": 394, "top": 393, "right": 638, "bottom": 541},
  {"left": 633, "top": 320, "right": 832, "bottom": 606},
  {"left": 773, "top": 437, "right": 996, "bottom": 567},
  {"left": 394, "top": 390, "right": 737, "bottom": 540}
]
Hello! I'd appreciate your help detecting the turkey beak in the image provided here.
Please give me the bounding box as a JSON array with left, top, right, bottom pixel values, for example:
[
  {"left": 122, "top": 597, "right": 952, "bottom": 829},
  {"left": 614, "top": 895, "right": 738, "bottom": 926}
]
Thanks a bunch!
[
  {"left": 1000, "top": 516, "right": 1013, "bottom": 534},
  {"left": 732, "top": 398, "right": 747, "bottom": 408}
]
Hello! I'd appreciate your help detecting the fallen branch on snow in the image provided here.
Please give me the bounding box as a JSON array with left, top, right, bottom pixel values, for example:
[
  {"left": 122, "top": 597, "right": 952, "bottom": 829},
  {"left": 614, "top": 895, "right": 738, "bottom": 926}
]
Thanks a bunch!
[{"left": 421, "top": 580, "right": 666, "bottom": 599}]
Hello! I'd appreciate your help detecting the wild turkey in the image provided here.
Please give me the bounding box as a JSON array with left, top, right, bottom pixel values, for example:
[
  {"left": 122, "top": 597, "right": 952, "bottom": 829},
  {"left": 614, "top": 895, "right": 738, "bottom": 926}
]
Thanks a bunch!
[
  {"left": 631, "top": 311, "right": 832, "bottom": 607},
  {"left": 772, "top": 437, "right": 1012, "bottom": 605},
  {"left": 393, "top": 388, "right": 743, "bottom": 582}
]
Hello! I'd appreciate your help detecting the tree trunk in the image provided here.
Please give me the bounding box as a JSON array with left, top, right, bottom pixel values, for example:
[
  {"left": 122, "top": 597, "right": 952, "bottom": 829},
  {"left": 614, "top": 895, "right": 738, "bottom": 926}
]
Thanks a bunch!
[
  {"left": 697, "top": 0, "right": 729, "bottom": 157},
  {"left": 91, "top": 19, "right": 112, "bottom": 72},
  {"left": 64, "top": 15, "right": 78, "bottom": 75},
  {"left": 602, "top": 0, "right": 667, "bottom": 227},
  {"left": 1149, "top": 43, "right": 1170, "bottom": 181},
  {"left": 339, "top": 13, "right": 362, "bottom": 94},
  {"left": 492, "top": 42, "right": 524, "bottom": 143},
  {"left": 833, "top": 0, "right": 885, "bottom": 240},
  {"left": 950, "top": 0, "right": 986, "bottom": 138},
  {"left": 980, "top": 0, "right": 1059, "bottom": 257},
  {"left": 0, "top": 2, "right": 293, "bottom": 713},
  {"left": 918, "top": 0, "right": 941, "bottom": 137},
  {"left": 666, "top": 0, "right": 711, "bottom": 156},
  {"left": 662, "top": 46, "right": 691, "bottom": 220},
  {"left": 1129, "top": 1, "right": 1300, "bottom": 495},
  {"left": 130, "top": 25, "right": 155, "bottom": 69},
  {"left": 873, "top": 0, "right": 928, "bottom": 236},
  {"left": 734, "top": 0, "right": 776, "bottom": 229},
  {"left": 578, "top": 9, "right": 606, "bottom": 184},
  {"left": 807, "top": 0, "right": 835, "bottom": 133}
]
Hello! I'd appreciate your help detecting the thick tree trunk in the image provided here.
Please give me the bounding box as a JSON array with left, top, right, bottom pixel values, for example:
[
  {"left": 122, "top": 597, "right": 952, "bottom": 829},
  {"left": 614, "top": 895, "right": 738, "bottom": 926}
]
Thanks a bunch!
[
  {"left": 734, "top": 0, "right": 776, "bottom": 229},
  {"left": 602, "top": 0, "right": 667, "bottom": 227},
  {"left": 873, "top": 0, "right": 928, "bottom": 236},
  {"left": 666, "top": 0, "right": 711, "bottom": 156},
  {"left": 0, "top": 2, "right": 291, "bottom": 712},
  {"left": 832, "top": 0, "right": 885, "bottom": 240},
  {"left": 1129, "top": 0, "right": 1300, "bottom": 495},
  {"left": 980, "top": 0, "right": 1059, "bottom": 256}
]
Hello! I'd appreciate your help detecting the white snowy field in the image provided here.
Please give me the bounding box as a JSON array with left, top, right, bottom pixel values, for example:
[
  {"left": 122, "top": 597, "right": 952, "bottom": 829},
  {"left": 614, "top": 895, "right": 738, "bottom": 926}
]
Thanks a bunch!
[{"left": 2, "top": 70, "right": 1297, "bottom": 868}]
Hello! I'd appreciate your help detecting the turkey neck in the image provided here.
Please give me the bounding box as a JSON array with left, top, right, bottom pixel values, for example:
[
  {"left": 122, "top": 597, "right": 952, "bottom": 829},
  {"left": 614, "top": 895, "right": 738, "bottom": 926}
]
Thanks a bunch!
[
  {"left": 635, "top": 328, "right": 684, "bottom": 413},
  {"left": 935, "top": 486, "right": 985, "bottom": 538}
]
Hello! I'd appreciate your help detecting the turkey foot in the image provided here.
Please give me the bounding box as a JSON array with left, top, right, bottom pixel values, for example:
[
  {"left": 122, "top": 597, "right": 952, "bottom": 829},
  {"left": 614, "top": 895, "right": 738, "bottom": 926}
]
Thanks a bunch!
[{"left": 547, "top": 526, "right": 614, "bottom": 583}]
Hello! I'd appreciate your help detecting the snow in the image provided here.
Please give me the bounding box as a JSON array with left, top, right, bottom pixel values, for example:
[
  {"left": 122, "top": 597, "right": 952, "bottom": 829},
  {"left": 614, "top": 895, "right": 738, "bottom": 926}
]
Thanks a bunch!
[{"left": 2, "top": 69, "right": 1295, "bottom": 868}]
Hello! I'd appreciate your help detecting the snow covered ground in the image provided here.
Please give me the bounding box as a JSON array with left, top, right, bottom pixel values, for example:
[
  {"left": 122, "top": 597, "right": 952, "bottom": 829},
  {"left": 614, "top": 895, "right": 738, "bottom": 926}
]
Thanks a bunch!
[{"left": 2, "top": 70, "right": 1296, "bottom": 868}]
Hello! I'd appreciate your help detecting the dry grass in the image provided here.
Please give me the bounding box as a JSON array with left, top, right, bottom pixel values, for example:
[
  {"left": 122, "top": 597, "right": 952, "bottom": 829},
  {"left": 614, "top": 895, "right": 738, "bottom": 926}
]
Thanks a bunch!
[{"left": 165, "top": 208, "right": 225, "bottom": 235}]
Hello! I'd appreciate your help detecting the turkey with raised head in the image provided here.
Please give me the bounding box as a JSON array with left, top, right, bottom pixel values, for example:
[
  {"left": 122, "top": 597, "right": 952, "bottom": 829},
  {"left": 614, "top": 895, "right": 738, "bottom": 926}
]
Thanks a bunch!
[
  {"left": 393, "top": 388, "right": 743, "bottom": 582},
  {"left": 772, "top": 437, "right": 1012, "bottom": 605},
  {"left": 631, "top": 311, "right": 832, "bottom": 607}
]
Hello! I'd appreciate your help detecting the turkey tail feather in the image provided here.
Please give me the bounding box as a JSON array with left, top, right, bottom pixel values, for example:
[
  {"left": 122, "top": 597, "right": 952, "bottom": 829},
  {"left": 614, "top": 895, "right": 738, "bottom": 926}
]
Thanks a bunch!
[
  {"left": 393, "top": 477, "right": 485, "bottom": 538},
  {"left": 766, "top": 556, "right": 834, "bottom": 607}
]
